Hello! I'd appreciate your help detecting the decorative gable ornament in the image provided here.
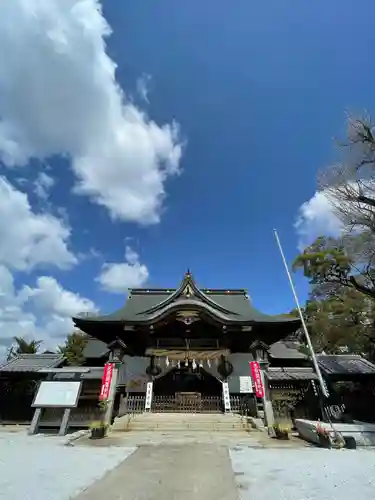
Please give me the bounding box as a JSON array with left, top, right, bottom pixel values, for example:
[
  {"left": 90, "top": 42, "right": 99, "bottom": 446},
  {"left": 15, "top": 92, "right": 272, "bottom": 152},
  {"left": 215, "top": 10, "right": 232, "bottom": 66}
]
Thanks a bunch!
[
  {"left": 176, "top": 310, "right": 200, "bottom": 325},
  {"left": 182, "top": 283, "right": 193, "bottom": 298}
]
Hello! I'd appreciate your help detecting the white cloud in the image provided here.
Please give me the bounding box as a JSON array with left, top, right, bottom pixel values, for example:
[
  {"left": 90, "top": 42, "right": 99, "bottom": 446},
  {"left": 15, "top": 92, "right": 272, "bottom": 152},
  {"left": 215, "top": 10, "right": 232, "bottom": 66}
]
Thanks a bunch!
[
  {"left": 21, "top": 276, "right": 97, "bottom": 317},
  {"left": 97, "top": 246, "right": 149, "bottom": 293},
  {"left": 294, "top": 190, "right": 343, "bottom": 250},
  {"left": 136, "top": 74, "right": 152, "bottom": 104},
  {"left": 34, "top": 171, "right": 55, "bottom": 200},
  {"left": 0, "top": 266, "right": 97, "bottom": 360},
  {"left": 0, "top": 0, "right": 182, "bottom": 225},
  {"left": 0, "top": 177, "right": 77, "bottom": 271}
]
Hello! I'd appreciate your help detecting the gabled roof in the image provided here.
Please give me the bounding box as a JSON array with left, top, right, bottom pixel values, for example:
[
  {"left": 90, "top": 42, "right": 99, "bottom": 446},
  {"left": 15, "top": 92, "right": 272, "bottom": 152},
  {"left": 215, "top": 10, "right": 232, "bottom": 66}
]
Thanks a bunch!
[
  {"left": 0, "top": 354, "right": 64, "bottom": 373},
  {"left": 73, "top": 271, "right": 301, "bottom": 328}
]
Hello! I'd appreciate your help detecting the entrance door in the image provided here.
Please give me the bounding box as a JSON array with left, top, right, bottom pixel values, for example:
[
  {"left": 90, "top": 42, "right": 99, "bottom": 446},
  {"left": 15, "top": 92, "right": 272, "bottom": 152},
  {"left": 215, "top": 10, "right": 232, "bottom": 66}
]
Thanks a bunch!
[
  {"left": 152, "top": 363, "right": 223, "bottom": 413},
  {"left": 153, "top": 363, "right": 222, "bottom": 396}
]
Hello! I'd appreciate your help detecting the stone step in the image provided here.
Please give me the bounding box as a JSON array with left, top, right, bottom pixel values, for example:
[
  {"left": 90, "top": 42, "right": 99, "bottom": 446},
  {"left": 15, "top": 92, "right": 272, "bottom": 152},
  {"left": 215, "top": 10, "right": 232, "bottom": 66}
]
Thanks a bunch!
[
  {"left": 120, "top": 414, "right": 246, "bottom": 422},
  {"left": 115, "top": 424, "right": 249, "bottom": 432},
  {"left": 130, "top": 413, "right": 243, "bottom": 420},
  {"left": 112, "top": 413, "right": 251, "bottom": 433},
  {"left": 128, "top": 421, "right": 246, "bottom": 428}
]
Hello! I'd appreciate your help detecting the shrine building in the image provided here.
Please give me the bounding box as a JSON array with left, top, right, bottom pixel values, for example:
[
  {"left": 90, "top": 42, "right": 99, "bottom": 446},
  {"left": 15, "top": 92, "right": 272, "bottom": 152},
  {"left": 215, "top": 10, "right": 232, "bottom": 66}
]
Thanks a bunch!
[{"left": 73, "top": 271, "right": 319, "bottom": 425}]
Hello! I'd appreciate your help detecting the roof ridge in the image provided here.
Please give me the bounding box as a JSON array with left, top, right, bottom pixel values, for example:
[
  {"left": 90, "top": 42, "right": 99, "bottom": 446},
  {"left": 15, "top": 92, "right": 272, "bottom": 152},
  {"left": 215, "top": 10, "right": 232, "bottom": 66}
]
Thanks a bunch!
[{"left": 130, "top": 287, "right": 248, "bottom": 294}]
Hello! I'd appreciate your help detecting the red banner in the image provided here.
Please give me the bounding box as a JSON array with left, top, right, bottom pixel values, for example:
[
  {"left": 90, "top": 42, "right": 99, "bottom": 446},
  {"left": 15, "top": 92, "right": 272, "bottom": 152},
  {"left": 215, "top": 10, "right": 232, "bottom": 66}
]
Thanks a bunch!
[
  {"left": 100, "top": 363, "right": 114, "bottom": 400},
  {"left": 250, "top": 361, "right": 265, "bottom": 398}
]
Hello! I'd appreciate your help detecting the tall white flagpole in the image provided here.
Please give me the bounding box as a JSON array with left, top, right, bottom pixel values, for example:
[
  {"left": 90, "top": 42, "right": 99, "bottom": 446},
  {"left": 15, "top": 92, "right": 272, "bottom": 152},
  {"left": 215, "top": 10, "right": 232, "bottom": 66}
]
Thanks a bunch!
[{"left": 273, "top": 229, "right": 329, "bottom": 399}]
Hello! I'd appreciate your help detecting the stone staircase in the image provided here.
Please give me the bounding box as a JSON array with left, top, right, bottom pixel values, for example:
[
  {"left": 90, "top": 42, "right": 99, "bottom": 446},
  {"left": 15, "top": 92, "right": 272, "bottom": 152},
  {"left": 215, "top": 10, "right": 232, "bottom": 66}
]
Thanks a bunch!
[{"left": 112, "top": 412, "right": 252, "bottom": 433}]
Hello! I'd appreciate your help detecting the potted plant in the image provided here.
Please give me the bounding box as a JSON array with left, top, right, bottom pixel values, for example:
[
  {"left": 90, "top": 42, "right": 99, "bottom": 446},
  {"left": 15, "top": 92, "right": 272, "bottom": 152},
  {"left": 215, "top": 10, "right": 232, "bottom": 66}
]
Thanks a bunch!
[
  {"left": 89, "top": 399, "right": 109, "bottom": 439},
  {"left": 331, "top": 431, "right": 346, "bottom": 449},
  {"left": 316, "top": 423, "right": 331, "bottom": 448},
  {"left": 273, "top": 422, "right": 291, "bottom": 440},
  {"left": 89, "top": 420, "right": 108, "bottom": 439}
]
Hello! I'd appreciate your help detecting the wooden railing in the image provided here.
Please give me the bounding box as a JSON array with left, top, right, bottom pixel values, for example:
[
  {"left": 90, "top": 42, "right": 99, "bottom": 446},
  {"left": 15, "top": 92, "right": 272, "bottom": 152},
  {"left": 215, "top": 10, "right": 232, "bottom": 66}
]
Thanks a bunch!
[
  {"left": 152, "top": 395, "right": 222, "bottom": 413},
  {"left": 122, "top": 394, "right": 257, "bottom": 415}
]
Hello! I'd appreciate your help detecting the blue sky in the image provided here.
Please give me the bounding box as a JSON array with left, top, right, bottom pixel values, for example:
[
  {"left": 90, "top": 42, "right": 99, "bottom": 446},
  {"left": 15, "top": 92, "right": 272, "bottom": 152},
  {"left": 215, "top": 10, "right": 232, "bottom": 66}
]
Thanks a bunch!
[{"left": 0, "top": 0, "right": 374, "bottom": 354}]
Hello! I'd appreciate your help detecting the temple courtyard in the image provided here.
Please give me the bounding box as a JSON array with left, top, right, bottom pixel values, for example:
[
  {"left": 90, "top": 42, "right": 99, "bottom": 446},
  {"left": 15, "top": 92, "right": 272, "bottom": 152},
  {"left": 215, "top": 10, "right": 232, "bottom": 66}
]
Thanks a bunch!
[{"left": 0, "top": 428, "right": 375, "bottom": 500}]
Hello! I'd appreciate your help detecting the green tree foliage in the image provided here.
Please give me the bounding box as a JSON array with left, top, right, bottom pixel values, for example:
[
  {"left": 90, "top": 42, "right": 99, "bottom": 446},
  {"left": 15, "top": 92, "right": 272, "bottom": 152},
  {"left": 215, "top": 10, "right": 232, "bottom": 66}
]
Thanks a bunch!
[
  {"left": 7, "top": 337, "right": 43, "bottom": 360},
  {"left": 294, "top": 116, "right": 375, "bottom": 360},
  {"left": 300, "top": 287, "right": 375, "bottom": 358},
  {"left": 58, "top": 330, "right": 88, "bottom": 366},
  {"left": 293, "top": 234, "right": 375, "bottom": 300},
  {"left": 295, "top": 117, "right": 375, "bottom": 301}
]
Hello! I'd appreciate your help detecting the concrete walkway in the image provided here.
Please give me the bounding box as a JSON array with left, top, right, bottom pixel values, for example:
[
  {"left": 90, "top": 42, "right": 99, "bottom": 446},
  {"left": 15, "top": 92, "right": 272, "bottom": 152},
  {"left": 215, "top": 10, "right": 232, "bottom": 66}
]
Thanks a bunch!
[{"left": 74, "top": 444, "right": 239, "bottom": 500}]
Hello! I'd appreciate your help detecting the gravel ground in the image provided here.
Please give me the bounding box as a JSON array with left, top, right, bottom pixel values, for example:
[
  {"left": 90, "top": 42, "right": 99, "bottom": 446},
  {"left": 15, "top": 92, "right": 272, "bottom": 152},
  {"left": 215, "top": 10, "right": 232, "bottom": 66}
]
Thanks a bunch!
[
  {"left": 0, "top": 431, "right": 136, "bottom": 500},
  {"left": 230, "top": 446, "right": 375, "bottom": 500}
]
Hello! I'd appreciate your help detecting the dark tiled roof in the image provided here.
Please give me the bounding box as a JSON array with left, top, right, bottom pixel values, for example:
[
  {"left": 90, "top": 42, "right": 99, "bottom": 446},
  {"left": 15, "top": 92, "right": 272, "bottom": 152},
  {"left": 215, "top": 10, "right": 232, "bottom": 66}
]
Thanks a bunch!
[
  {"left": 73, "top": 272, "right": 301, "bottom": 328},
  {"left": 0, "top": 354, "right": 64, "bottom": 373},
  {"left": 83, "top": 338, "right": 109, "bottom": 359},
  {"left": 317, "top": 355, "right": 375, "bottom": 376},
  {"left": 269, "top": 341, "right": 306, "bottom": 360},
  {"left": 266, "top": 367, "right": 318, "bottom": 381}
]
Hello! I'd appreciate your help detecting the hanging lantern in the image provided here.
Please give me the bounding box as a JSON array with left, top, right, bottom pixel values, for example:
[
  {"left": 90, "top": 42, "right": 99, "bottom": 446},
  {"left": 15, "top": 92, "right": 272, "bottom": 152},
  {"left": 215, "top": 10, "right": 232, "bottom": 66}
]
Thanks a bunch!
[
  {"left": 177, "top": 360, "right": 180, "bottom": 369},
  {"left": 199, "top": 359, "right": 203, "bottom": 368},
  {"left": 217, "top": 356, "right": 233, "bottom": 378},
  {"left": 192, "top": 359, "right": 197, "bottom": 370},
  {"left": 185, "top": 359, "right": 189, "bottom": 367},
  {"left": 146, "top": 356, "right": 161, "bottom": 377},
  {"left": 165, "top": 356, "right": 170, "bottom": 367},
  {"left": 207, "top": 359, "right": 211, "bottom": 368}
]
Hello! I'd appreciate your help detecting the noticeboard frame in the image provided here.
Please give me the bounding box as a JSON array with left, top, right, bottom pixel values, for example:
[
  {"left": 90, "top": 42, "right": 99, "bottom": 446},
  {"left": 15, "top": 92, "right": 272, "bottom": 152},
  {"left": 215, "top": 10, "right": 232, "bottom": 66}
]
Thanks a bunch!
[
  {"left": 31, "top": 380, "right": 82, "bottom": 409},
  {"left": 239, "top": 375, "right": 253, "bottom": 394}
]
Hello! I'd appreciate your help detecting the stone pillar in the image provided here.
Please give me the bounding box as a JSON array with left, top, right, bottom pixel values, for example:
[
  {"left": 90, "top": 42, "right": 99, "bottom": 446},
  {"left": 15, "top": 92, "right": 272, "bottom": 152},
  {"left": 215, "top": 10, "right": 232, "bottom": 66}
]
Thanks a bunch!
[
  {"left": 104, "top": 347, "right": 124, "bottom": 426},
  {"left": 250, "top": 341, "right": 275, "bottom": 435},
  {"left": 259, "top": 359, "right": 275, "bottom": 435}
]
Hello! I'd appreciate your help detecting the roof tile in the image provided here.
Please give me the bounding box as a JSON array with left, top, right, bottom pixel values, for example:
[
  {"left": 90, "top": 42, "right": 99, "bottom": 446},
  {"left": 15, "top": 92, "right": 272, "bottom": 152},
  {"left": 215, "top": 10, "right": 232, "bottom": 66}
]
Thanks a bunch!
[{"left": 0, "top": 354, "right": 64, "bottom": 373}]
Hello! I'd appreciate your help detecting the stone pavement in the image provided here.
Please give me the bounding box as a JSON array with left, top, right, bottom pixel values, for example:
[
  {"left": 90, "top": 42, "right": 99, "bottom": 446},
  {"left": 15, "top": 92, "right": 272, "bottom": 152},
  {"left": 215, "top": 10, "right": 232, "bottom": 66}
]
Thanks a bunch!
[{"left": 74, "top": 444, "right": 239, "bottom": 500}]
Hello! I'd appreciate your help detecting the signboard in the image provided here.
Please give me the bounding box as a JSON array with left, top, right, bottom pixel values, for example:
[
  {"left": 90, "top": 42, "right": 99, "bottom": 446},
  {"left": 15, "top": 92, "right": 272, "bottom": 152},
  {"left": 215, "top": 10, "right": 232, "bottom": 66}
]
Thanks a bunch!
[
  {"left": 271, "top": 389, "right": 300, "bottom": 401},
  {"left": 250, "top": 361, "right": 265, "bottom": 398},
  {"left": 32, "top": 381, "right": 82, "bottom": 408},
  {"left": 145, "top": 382, "right": 153, "bottom": 410},
  {"left": 100, "top": 363, "right": 114, "bottom": 401},
  {"left": 222, "top": 382, "right": 231, "bottom": 411},
  {"left": 239, "top": 376, "right": 253, "bottom": 394}
]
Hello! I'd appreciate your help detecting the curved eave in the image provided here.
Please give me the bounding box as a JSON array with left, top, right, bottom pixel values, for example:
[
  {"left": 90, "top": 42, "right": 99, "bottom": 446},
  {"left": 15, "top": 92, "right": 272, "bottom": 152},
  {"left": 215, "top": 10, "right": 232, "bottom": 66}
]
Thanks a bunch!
[
  {"left": 144, "top": 299, "right": 240, "bottom": 323},
  {"left": 140, "top": 273, "right": 235, "bottom": 316},
  {"left": 73, "top": 317, "right": 123, "bottom": 330},
  {"left": 140, "top": 301, "right": 302, "bottom": 327},
  {"left": 73, "top": 305, "right": 301, "bottom": 329}
]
